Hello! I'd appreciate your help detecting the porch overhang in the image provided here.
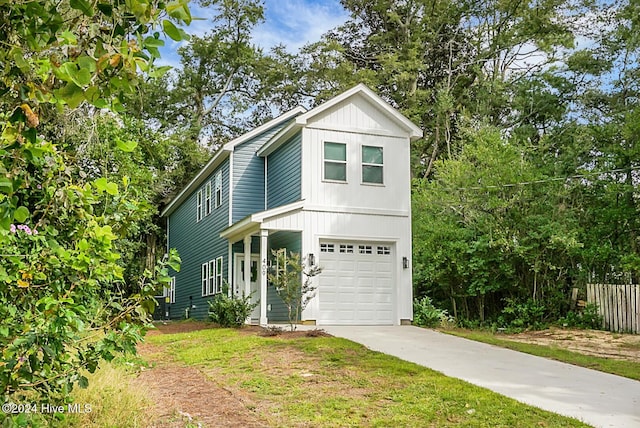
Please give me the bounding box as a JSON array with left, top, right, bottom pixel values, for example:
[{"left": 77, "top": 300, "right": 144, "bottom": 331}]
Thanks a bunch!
[{"left": 219, "top": 200, "right": 305, "bottom": 243}]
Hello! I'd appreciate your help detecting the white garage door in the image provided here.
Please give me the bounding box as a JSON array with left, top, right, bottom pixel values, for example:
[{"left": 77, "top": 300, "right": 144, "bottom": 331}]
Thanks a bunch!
[{"left": 318, "top": 241, "right": 395, "bottom": 325}]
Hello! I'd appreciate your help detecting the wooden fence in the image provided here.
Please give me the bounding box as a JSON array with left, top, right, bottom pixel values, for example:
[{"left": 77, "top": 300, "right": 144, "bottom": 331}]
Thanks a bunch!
[{"left": 586, "top": 284, "right": 639, "bottom": 334}]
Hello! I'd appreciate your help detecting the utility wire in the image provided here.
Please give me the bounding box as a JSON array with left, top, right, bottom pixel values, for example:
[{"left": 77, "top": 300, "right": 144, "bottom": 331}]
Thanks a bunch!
[{"left": 441, "top": 166, "right": 640, "bottom": 191}]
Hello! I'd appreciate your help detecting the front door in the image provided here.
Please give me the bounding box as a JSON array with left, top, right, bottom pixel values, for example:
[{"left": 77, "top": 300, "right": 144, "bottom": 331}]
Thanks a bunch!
[{"left": 234, "top": 254, "right": 260, "bottom": 320}]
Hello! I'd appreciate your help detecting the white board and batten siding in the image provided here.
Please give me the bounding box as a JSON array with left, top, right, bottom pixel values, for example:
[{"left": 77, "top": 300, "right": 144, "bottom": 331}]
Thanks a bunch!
[
  {"left": 261, "top": 210, "right": 413, "bottom": 325},
  {"left": 300, "top": 94, "right": 412, "bottom": 216}
]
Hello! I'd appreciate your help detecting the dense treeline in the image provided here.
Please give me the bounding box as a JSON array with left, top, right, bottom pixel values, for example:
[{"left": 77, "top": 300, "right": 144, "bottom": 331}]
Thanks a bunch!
[
  {"left": 255, "top": 0, "right": 640, "bottom": 324},
  {"left": 126, "top": 0, "right": 640, "bottom": 324}
]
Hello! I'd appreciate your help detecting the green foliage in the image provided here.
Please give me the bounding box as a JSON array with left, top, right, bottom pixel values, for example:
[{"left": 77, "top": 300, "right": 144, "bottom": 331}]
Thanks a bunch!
[
  {"left": 128, "top": 0, "right": 270, "bottom": 146},
  {"left": 413, "top": 296, "right": 452, "bottom": 328},
  {"left": 498, "top": 298, "right": 549, "bottom": 330},
  {"left": 268, "top": 250, "right": 321, "bottom": 331},
  {"left": 560, "top": 304, "right": 603, "bottom": 330},
  {"left": 0, "top": 0, "right": 190, "bottom": 416},
  {"left": 208, "top": 283, "right": 258, "bottom": 327}
]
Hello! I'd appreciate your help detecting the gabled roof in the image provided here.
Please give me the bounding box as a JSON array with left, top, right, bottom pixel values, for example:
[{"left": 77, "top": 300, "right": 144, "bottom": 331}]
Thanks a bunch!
[
  {"left": 298, "top": 84, "right": 422, "bottom": 139},
  {"left": 161, "top": 106, "right": 307, "bottom": 217},
  {"left": 257, "top": 83, "right": 423, "bottom": 157}
]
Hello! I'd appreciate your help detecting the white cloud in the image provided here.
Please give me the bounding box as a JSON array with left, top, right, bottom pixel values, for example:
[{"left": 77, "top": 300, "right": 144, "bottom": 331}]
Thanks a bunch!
[
  {"left": 253, "top": 0, "right": 349, "bottom": 51},
  {"left": 157, "top": 0, "right": 349, "bottom": 67}
]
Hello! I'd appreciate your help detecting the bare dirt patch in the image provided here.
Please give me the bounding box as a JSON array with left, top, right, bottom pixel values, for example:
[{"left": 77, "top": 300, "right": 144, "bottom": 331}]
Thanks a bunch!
[
  {"left": 134, "top": 322, "right": 333, "bottom": 427},
  {"left": 135, "top": 323, "right": 267, "bottom": 428},
  {"left": 502, "top": 327, "right": 640, "bottom": 363}
]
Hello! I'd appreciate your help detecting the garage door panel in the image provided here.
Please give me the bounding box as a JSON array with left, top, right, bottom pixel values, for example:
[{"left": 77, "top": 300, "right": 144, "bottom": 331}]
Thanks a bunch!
[{"left": 319, "top": 240, "right": 395, "bottom": 325}]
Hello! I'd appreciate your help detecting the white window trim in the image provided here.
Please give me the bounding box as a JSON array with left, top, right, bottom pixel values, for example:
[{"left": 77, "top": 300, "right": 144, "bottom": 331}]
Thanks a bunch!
[
  {"left": 165, "top": 277, "right": 176, "bottom": 303},
  {"left": 208, "top": 260, "right": 215, "bottom": 295},
  {"left": 201, "top": 262, "right": 208, "bottom": 296},
  {"left": 361, "top": 144, "right": 384, "bottom": 185},
  {"left": 323, "top": 141, "right": 347, "bottom": 183},
  {"left": 275, "top": 248, "right": 286, "bottom": 279},
  {"left": 196, "top": 189, "right": 203, "bottom": 222},
  {"left": 214, "top": 171, "right": 222, "bottom": 208},
  {"left": 205, "top": 181, "right": 212, "bottom": 216},
  {"left": 215, "top": 257, "right": 223, "bottom": 293}
]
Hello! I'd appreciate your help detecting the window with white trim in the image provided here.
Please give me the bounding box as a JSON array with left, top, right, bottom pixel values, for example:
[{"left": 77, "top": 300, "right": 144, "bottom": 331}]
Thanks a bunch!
[
  {"left": 320, "top": 243, "right": 335, "bottom": 253},
  {"left": 324, "top": 142, "right": 347, "bottom": 181},
  {"left": 359, "top": 245, "right": 373, "bottom": 254},
  {"left": 275, "top": 248, "right": 286, "bottom": 279},
  {"left": 214, "top": 171, "right": 222, "bottom": 208},
  {"left": 362, "top": 145, "right": 384, "bottom": 184},
  {"left": 165, "top": 277, "right": 176, "bottom": 303},
  {"left": 205, "top": 181, "right": 212, "bottom": 216},
  {"left": 215, "top": 257, "right": 223, "bottom": 293},
  {"left": 208, "top": 260, "right": 215, "bottom": 295},
  {"left": 159, "top": 277, "right": 176, "bottom": 303},
  {"left": 201, "top": 262, "right": 208, "bottom": 296},
  {"left": 196, "top": 189, "right": 203, "bottom": 222}
]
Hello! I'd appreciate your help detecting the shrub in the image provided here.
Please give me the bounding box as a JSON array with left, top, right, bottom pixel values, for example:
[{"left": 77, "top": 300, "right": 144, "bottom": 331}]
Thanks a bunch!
[
  {"left": 413, "top": 296, "right": 452, "bottom": 327},
  {"left": 498, "top": 297, "right": 548, "bottom": 330},
  {"left": 560, "top": 303, "right": 603, "bottom": 330},
  {"left": 208, "top": 284, "right": 258, "bottom": 327}
]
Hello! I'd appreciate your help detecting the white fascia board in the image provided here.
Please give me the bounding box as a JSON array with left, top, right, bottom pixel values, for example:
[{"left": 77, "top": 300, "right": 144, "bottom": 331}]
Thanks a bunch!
[
  {"left": 251, "top": 200, "right": 305, "bottom": 223},
  {"left": 161, "top": 148, "right": 231, "bottom": 217},
  {"left": 223, "top": 106, "right": 307, "bottom": 152},
  {"left": 219, "top": 199, "right": 305, "bottom": 241},
  {"left": 257, "top": 121, "right": 302, "bottom": 157},
  {"left": 295, "top": 83, "right": 423, "bottom": 141}
]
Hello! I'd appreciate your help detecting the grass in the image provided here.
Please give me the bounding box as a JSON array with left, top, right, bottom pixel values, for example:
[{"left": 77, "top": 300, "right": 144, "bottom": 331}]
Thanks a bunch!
[
  {"left": 62, "top": 356, "right": 152, "bottom": 428},
  {"left": 148, "top": 328, "right": 589, "bottom": 427},
  {"left": 444, "top": 329, "right": 640, "bottom": 382}
]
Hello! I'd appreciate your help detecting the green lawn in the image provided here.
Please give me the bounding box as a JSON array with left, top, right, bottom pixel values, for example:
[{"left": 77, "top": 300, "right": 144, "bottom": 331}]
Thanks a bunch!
[
  {"left": 444, "top": 329, "right": 640, "bottom": 381},
  {"left": 148, "top": 328, "right": 590, "bottom": 427}
]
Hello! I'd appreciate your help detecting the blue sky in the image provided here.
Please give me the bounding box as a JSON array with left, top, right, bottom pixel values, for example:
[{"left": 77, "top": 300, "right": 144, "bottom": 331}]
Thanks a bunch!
[{"left": 158, "top": 0, "right": 350, "bottom": 68}]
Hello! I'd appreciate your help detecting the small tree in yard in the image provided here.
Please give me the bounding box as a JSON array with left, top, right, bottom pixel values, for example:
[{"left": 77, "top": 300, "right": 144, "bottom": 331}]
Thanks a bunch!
[{"left": 268, "top": 250, "right": 321, "bottom": 331}]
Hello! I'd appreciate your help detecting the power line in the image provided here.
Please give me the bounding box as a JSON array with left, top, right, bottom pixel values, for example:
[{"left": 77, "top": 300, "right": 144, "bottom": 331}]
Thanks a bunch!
[{"left": 443, "top": 166, "right": 640, "bottom": 191}]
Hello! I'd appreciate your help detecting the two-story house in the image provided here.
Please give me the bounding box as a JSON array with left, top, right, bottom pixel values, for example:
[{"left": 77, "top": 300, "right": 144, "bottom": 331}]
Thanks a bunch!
[{"left": 161, "top": 84, "right": 422, "bottom": 325}]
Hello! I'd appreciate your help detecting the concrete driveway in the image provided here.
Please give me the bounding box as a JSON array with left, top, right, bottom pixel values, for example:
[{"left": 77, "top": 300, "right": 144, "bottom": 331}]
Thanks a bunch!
[{"left": 321, "top": 325, "right": 640, "bottom": 428}]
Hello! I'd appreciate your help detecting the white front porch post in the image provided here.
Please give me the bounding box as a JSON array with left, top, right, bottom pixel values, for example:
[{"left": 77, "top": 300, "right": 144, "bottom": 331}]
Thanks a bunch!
[
  {"left": 243, "top": 235, "right": 251, "bottom": 299},
  {"left": 260, "top": 229, "right": 269, "bottom": 326}
]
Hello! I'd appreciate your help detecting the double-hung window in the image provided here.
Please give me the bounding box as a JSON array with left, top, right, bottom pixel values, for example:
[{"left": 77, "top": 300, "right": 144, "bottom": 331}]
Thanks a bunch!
[
  {"left": 208, "top": 260, "right": 215, "bottom": 295},
  {"left": 215, "top": 257, "right": 223, "bottom": 293},
  {"left": 196, "top": 190, "right": 203, "bottom": 222},
  {"left": 214, "top": 171, "right": 222, "bottom": 208},
  {"left": 324, "top": 142, "right": 347, "bottom": 181},
  {"left": 201, "top": 262, "right": 209, "bottom": 296},
  {"left": 205, "top": 181, "right": 212, "bottom": 216},
  {"left": 362, "top": 145, "right": 384, "bottom": 184},
  {"left": 202, "top": 257, "right": 224, "bottom": 296}
]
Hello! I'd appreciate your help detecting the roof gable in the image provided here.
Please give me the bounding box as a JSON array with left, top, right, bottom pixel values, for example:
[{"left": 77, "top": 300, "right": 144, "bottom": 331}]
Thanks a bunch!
[{"left": 295, "top": 84, "right": 422, "bottom": 141}]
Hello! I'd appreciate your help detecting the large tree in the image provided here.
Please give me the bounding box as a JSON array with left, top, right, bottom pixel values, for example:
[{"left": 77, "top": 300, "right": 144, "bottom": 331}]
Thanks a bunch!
[
  {"left": 0, "top": 0, "right": 186, "bottom": 415},
  {"left": 128, "top": 0, "right": 269, "bottom": 147}
]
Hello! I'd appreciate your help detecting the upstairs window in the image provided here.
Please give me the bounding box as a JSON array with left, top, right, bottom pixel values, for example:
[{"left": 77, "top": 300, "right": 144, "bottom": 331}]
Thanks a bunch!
[
  {"left": 214, "top": 171, "right": 222, "bottom": 208},
  {"left": 362, "top": 145, "right": 384, "bottom": 184},
  {"left": 196, "top": 190, "right": 203, "bottom": 222},
  {"left": 324, "top": 142, "right": 347, "bottom": 181},
  {"left": 205, "top": 181, "right": 212, "bottom": 216}
]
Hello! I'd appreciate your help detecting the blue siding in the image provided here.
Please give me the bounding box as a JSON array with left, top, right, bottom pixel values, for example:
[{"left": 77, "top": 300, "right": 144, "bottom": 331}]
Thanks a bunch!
[
  {"left": 267, "top": 132, "right": 302, "bottom": 210},
  {"left": 267, "top": 231, "right": 302, "bottom": 322},
  {"left": 167, "top": 160, "right": 230, "bottom": 320},
  {"left": 233, "top": 123, "right": 288, "bottom": 222}
]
